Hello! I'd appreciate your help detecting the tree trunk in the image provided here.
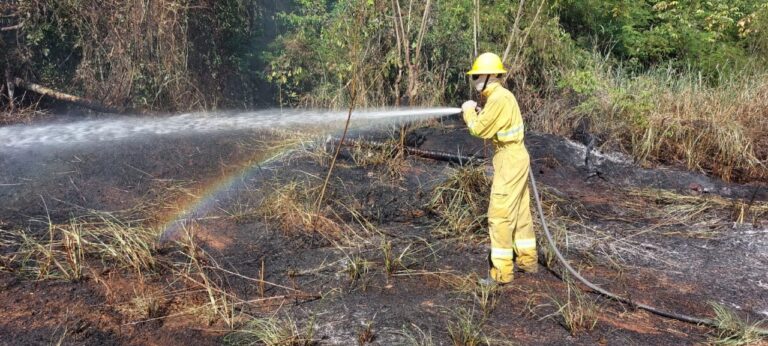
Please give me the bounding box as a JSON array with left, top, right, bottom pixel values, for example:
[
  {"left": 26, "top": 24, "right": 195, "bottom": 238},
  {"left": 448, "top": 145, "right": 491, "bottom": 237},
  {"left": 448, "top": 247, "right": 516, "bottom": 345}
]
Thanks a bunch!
[{"left": 391, "top": 0, "right": 404, "bottom": 106}]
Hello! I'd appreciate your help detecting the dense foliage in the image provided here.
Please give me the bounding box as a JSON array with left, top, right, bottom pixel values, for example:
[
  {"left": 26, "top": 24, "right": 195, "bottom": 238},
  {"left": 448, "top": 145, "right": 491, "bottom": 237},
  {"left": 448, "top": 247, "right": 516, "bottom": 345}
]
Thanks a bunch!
[
  {"left": 1, "top": 0, "right": 281, "bottom": 111},
  {"left": 559, "top": 0, "right": 768, "bottom": 80}
]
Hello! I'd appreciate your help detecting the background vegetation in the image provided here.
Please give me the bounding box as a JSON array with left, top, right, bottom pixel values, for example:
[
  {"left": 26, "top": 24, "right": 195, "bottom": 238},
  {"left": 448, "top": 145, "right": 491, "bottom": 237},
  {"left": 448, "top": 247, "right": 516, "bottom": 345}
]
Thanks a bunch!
[{"left": 1, "top": 0, "right": 766, "bottom": 181}]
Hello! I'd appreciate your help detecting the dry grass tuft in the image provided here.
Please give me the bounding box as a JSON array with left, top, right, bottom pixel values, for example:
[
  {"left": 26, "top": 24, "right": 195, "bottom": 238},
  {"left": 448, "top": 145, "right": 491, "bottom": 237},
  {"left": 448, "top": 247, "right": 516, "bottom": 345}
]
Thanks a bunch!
[
  {"left": 225, "top": 315, "right": 317, "bottom": 346},
  {"left": 350, "top": 139, "right": 398, "bottom": 167},
  {"left": 357, "top": 321, "right": 375, "bottom": 345},
  {"left": 428, "top": 164, "right": 490, "bottom": 240},
  {"left": 380, "top": 239, "right": 430, "bottom": 276},
  {"left": 446, "top": 307, "right": 488, "bottom": 346},
  {"left": 397, "top": 323, "right": 435, "bottom": 346},
  {"left": 117, "top": 286, "right": 166, "bottom": 320},
  {"left": 539, "top": 279, "right": 600, "bottom": 336},
  {"left": 343, "top": 254, "right": 372, "bottom": 287},
  {"left": 349, "top": 138, "right": 410, "bottom": 179},
  {"left": 709, "top": 303, "right": 767, "bottom": 346},
  {"left": 259, "top": 181, "right": 343, "bottom": 238},
  {"left": 448, "top": 273, "right": 502, "bottom": 318},
  {"left": 1, "top": 213, "right": 159, "bottom": 280}
]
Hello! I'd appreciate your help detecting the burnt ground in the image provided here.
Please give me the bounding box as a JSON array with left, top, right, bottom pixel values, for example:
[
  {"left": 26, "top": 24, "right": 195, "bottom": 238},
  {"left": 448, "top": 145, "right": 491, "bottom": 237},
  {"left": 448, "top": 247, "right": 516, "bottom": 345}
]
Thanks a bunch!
[{"left": 0, "top": 114, "right": 766, "bottom": 345}]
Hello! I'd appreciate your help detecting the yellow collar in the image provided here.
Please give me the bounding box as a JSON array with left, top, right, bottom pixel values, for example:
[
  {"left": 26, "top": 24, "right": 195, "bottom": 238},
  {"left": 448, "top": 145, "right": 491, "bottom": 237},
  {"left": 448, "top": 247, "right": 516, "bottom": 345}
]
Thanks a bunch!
[{"left": 481, "top": 82, "right": 502, "bottom": 98}]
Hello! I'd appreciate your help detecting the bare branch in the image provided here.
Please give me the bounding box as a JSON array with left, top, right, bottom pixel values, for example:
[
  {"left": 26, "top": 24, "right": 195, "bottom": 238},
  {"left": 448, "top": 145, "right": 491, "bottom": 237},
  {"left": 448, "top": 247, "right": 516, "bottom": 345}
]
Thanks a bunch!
[
  {"left": 14, "top": 78, "right": 123, "bottom": 114},
  {"left": 473, "top": 0, "right": 479, "bottom": 57},
  {"left": 391, "top": 0, "right": 405, "bottom": 104},
  {"left": 413, "top": 0, "right": 432, "bottom": 64},
  {"left": 391, "top": 0, "right": 403, "bottom": 62},
  {"left": 502, "top": 0, "right": 527, "bottom": 63},
  {"left": 395, "top": 0, "right": 411, "bottom": 67},
  {"left": 0, "top": 22, "right": 23, "bottom": 31},
  {"left": 509, "top": 0, "right": 547, "bottom": 79},
  {"left": 405, "top": 0, "right": 414, "bottom": 36}
]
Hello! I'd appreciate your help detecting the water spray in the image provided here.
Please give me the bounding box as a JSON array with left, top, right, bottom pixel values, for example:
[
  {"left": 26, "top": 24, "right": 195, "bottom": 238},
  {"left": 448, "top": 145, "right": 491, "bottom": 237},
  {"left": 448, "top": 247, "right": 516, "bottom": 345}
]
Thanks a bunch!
[{"left": 0, "top": 108, "right": 461, "bottom": 150}]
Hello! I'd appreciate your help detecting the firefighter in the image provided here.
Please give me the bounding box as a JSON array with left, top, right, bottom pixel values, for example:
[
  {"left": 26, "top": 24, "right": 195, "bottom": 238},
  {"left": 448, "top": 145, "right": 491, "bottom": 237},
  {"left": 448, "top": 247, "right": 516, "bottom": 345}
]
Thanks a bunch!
[{"left": 461, "top": 52, "right": 537, "bottom": 284}]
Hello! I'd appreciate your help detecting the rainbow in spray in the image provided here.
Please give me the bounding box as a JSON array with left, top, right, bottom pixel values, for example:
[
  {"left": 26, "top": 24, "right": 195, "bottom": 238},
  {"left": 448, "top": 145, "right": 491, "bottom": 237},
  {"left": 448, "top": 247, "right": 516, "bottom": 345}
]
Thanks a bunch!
[
  {"left": 149, "top": 107, "right": 461, "bottom": 240},
  {"left": 158, "top": 147, "right": 293, "bottom": 242}
]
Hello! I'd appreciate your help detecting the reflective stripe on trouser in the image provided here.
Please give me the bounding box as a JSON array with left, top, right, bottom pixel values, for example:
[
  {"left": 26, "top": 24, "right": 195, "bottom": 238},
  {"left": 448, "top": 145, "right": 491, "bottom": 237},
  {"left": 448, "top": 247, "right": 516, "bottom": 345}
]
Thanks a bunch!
[{"left": 488, "top": 143, "right": 535, "bottom": 283}]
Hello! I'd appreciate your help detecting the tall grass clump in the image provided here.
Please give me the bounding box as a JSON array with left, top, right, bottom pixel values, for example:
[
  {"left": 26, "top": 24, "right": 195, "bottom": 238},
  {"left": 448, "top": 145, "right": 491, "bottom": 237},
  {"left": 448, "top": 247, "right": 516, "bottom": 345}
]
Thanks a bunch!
[
  {"left": 0, "top": 213, "right": 159, "bottom": 280},
  {"left": 554, "top": 60, "right": 767, "bottom": 182},
  {"left": 545, "top": 279, "right": 600, "bottom": 336},
  {"left": 428, "top": 164, "right": 490, "bottom": 240},
  {"left": 259, "top": 180, "right": 342, "bottom": 237},
  {"left": 446, "top": 307, "right": 488, "bottom": 346},
  {"left": 709, "top": 303, "right": 767, "bottom": 346},
  {"left": 225, "top": 315, "right": 316, "bottom": 346}
]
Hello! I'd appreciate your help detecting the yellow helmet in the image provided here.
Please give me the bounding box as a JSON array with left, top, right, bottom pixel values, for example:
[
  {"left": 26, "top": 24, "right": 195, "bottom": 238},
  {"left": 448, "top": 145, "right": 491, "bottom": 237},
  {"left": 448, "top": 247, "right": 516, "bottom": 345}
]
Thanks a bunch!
[{"left": 466, "top": 52, "right": 507, "bottom": 75}]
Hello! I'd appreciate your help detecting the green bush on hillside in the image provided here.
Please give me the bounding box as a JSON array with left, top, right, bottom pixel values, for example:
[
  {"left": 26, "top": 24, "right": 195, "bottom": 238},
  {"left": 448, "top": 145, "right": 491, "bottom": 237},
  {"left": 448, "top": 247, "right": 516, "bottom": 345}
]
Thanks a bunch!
[{"left": 557, "top": 0, "right": 767, "bottom": 81}]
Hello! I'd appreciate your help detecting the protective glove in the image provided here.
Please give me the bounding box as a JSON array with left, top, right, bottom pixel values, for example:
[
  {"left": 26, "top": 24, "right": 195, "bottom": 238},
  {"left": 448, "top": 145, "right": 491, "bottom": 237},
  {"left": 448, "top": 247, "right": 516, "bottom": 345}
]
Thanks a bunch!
[{"left": 461, "top": 100, "right": 478, "bottom": 113}]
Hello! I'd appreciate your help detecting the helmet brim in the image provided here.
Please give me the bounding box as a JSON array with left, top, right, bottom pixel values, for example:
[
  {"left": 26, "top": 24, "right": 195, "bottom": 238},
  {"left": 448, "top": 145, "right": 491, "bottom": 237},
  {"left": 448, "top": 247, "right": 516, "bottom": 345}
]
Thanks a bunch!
[{"left": 466, "top": 69, "right": 507, "bottom": 75}]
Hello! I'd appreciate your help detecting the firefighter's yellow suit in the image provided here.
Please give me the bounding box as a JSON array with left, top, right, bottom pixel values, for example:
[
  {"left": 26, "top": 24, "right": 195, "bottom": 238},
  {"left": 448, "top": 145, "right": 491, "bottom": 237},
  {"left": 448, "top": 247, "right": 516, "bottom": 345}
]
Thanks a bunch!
[{"left": 462, "top": 82, "right": 536, "bottom": 283}]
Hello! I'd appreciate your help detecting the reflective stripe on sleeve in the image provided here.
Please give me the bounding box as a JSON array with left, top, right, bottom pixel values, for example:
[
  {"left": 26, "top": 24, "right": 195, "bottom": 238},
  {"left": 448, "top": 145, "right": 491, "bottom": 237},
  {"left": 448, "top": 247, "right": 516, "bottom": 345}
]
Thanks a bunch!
[
  {"left": 490, "top": 247, "right": 515, "bottom": 258},
  {"left": 496, "top": 123, "right": 524, "bottom": 139},
  {"left": 515, "top": 238, "right": 537, "bottom": 250}
]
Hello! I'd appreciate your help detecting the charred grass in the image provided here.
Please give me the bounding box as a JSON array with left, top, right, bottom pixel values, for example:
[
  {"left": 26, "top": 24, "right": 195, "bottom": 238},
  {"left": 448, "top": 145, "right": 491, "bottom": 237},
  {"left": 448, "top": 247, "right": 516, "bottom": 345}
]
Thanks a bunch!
[{"left": 533, "top": 181, "right": 768, "bottom": 272}]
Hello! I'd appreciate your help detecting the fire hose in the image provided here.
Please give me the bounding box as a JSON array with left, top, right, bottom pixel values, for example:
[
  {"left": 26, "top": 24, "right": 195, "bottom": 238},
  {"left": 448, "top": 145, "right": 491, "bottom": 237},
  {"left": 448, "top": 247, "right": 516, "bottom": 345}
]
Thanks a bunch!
[{"left": 329, "top": 137, "right": 768, "bottom": 335}]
